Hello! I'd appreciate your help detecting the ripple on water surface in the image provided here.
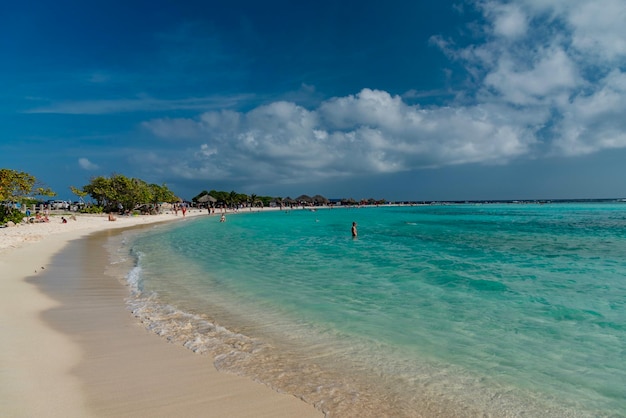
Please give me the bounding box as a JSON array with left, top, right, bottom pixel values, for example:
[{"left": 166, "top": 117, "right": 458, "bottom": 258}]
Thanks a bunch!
[{"left": 114, "top": 204, "right": 626, "bottom": 417}]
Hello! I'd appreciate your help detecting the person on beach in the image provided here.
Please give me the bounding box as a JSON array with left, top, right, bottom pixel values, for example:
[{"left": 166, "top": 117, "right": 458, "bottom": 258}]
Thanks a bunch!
[
  {"left": 61, "top": 217, "right": 67, "bottom": 224},
  {"left": 352, "top": 221, "right": 358, "bottom": 238},
  {"left": 108, "top": 213, "right": 117, "bottom": 221}
]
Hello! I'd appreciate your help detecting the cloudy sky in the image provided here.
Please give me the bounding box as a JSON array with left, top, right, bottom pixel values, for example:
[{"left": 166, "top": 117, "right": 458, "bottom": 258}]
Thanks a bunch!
[{"left": 2, "top": 0, "right": 626, "bottom": 201}]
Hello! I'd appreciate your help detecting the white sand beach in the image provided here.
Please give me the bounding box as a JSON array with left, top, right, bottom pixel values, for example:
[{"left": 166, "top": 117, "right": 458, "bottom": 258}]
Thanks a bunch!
[{"left": 0, "top": 211, "right": 322, "bottom": 417}]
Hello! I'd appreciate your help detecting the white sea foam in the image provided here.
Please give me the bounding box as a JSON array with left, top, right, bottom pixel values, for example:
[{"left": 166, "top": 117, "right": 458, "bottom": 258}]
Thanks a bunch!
[{"left": 109, "top": 204, "right": 626, "bottom": 417}]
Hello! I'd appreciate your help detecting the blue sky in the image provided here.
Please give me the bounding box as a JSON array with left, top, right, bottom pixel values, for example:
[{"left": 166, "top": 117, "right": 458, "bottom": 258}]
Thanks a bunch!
[{"left": 2, "top": 0, "right": 626, "bottom": 201}]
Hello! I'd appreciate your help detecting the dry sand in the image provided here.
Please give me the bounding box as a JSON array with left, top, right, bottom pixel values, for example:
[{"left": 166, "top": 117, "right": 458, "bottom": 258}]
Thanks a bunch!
[{"left": 0, "top": 211, "right": 322, "bottom": 417}]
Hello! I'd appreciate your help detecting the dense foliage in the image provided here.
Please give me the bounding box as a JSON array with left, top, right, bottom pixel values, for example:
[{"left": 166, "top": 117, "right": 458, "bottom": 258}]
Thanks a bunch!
[
  {"left": 79, "top": 205, "right": 104, "bottom": 214},
  {"left": 0, "top": 168, "right": 56, "bottom": 224},
  {"left": 0, "top": 205, "right": 26, "bottom": 224},
  {"left": 74, "top": 174, "right": 178, "bottom": 213},
  {"left": 0, "top": 168, "right": 56, "bottom": 202},
  {"left": 192, "top": 190, "right": 272, "bottom": 208},
  {"left": 2, "top": 167, "right": 380, "bottom": 225}
]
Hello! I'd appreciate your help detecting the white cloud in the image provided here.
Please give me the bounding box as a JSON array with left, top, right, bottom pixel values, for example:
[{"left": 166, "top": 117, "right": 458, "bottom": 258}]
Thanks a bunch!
[
  {"left": 142, "top": 89, "right": 536, "bottom": 184},
  {"left": 552, "top": 70, "right": 626, "bottom": 155},
  {"left": 138, "top": 0, "right": 626, "bottom": 187},
  {"left": 483, "top": 47, "right": 580, "bottom": 105},
  {"left": 559, "top": 0, "right": 626, "bottom": 61},
  {"left": 440, "top": 0, "right": 626, "bottom": 154},
  {"left": 142, "top": 117, "right": 205, "bottom": 140},
  {"left": 78, "top": 158, "right": 99, "bottom": 170},
  {"left": 488, "top": 4, "right": 528, "bottom": 39}
]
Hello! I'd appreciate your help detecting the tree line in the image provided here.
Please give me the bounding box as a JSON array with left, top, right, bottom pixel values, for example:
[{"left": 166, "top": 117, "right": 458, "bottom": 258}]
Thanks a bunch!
[
  {"left": 71, "top": 174, "right": 178, "bottom": 213},
  {"left": 1, "top": 170, "right": 179, "bottom": 222},
  {"left": 192, "top": 190, "right": 271, "bottom": 208},
  {"left": 1, "top": 170, "right": 276, "bottom": 223},
  {"left": 1, "top": 168, "right": 377, "bottom": 224},
  {"left": 0, "top": 168, "right": 56, "bottom": 223}
]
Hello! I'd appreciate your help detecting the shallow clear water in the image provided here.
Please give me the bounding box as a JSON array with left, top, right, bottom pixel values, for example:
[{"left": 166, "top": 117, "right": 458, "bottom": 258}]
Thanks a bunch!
[{"left": 119, "top": 204, "right": 626, "bottom": 417}]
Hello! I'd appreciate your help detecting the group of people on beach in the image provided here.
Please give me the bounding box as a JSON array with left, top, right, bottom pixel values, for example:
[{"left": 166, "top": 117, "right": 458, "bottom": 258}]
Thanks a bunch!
[
  {"left": 22, "top": 206, "right": 78, "bottom": 224},
  {"left": 173, "top": 203, "right": 187, "bottom": 217},
  {"left": 25, "top": 209, "right": 49, "bottom": 223}
]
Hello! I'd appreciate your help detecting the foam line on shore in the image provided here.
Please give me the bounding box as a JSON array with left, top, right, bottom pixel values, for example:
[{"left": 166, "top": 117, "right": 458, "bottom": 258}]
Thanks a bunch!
[{"left": 0, "top": 210, "right": 322, "bottom": 417}]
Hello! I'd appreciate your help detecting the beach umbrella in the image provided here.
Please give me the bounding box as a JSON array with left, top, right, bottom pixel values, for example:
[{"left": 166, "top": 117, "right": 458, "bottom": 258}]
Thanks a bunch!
[
  {"left": 296, "top": 194, "right": 313, "bottom": 204},
  {"left": 312, "top": 194, "right": 329, "bottom": 205},
  {"left": 197, "top": 194, "right": 217, "bottom": 203}
]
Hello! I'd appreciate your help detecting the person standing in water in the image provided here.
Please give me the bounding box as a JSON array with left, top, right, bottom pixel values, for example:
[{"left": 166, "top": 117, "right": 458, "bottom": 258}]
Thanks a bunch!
[{"left": 352, "top": 221, "right": 357, "bottom": 238}]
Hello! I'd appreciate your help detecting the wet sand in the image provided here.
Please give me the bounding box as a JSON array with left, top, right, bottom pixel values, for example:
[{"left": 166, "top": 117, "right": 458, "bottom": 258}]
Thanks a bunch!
[{"left": 0, "top": 214, "right": 321, "bottom": 417}]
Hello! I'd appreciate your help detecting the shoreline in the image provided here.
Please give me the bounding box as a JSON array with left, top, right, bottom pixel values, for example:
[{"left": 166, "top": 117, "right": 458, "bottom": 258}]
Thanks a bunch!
[{"left": 0, "top": 210, "right": 322, "bottom": 417}]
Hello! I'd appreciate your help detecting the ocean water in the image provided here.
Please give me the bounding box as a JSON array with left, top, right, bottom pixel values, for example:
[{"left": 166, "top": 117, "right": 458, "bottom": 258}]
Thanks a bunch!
[{"left": 111, "top": 203, "right": 626, "bottom": 417}]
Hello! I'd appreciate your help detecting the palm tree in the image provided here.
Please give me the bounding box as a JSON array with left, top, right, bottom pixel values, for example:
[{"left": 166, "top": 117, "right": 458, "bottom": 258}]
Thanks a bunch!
[
  {"left": 249, "top": 194, "right": 258, "bottom": 207},
  {"left": 228, "top": 190, "right": 238, "bottom": 208}
]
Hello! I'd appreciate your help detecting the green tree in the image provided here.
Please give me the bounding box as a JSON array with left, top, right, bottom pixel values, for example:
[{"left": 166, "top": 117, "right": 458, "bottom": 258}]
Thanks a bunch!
[
  {"left": 249, "top": 194, "right": 258, "bottom": 207},
  {"left": 114, "top": 176, "right": 151, "bottom": 211},
  {"left": 236, "top": 192, "right": 248, "bottom": 207},
  {"left": 70, "top": 185, "right": 89, "bottom": 202},
  {"left": 209, "top": 190, "right": 229, "bottom": 205},
  {"left": 228, "top": 190, "right": 239, "bottom": 208},
  {"left": 0, "top": 168, "right": 56, "bottom": 202},
  {"left": 81, "top": 176, "right": 112, "bottom": 208},
  {"left": 149, "top": 183, "right": 177, "bottom": 204},
  {"left": 0, "top": 168, "right": 56, "bottom": 223},
  {"left": 192, "top": 190, "right": 210, "bottom": 203},
  {"left": 259, "top": 195, "right": 272, "bottom": 207},
  {"left": 78, "top": 174, "right": 176, "bottom": 213},
  {"left": 249, "top": 194, "right": 266, "bottom": 207}
]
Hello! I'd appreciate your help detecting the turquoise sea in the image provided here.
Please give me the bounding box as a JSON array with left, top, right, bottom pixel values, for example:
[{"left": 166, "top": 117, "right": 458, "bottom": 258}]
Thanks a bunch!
[{"left": 112, "top": 203, "right": 626, "bottom": 417}]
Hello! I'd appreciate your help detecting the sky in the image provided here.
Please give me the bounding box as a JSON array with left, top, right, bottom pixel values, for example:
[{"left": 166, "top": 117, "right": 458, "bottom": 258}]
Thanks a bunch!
[{"left": 2, "top": 0, "right": 626, "bottom": 202}]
